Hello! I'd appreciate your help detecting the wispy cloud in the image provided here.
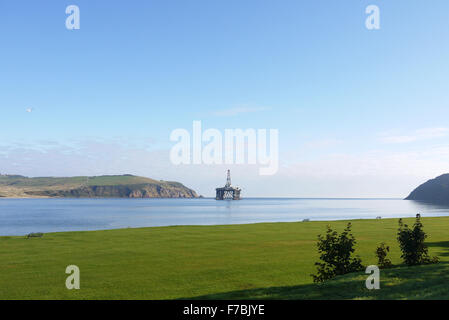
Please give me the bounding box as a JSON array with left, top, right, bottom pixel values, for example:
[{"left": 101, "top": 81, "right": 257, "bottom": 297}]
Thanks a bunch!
[
  {"left": 211, "top": 106, "right": 270, "bottom": 117},
  {"left": 380, "top": 127, "right": 449, "bottom": 144}
]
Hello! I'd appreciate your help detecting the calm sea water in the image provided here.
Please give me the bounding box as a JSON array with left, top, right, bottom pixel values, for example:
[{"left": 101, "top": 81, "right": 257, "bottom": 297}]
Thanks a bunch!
[{"left": 1, "top": 198, "right": 449, "bottom": 236}]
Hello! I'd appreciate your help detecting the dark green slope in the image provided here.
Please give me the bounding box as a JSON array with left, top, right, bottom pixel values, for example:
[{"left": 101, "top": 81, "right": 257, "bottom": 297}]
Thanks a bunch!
[{"left": 405, "top": 174, "right": 449, "bottom": 204}]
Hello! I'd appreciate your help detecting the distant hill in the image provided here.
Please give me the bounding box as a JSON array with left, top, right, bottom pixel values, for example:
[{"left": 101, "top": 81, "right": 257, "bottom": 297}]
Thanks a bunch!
[
  {"left": 405, "top": 174, "right": 449, "bottom": 205},
  {"left": 0, "top": 174, "right": 198, "bottom": 198}
]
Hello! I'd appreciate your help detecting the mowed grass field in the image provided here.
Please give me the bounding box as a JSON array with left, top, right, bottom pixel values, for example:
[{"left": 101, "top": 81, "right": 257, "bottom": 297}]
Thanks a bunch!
[{"left": 1, "top": 217, "right": 449, "bottom": 300}]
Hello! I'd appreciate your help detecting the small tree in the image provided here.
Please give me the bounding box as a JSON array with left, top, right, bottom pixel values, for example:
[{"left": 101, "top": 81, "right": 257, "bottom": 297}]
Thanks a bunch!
[
  {"left": 375, "top": 242, "right": 392, "bottom": 269},
  {"left": 397, "top": 217, "right": 438, "bottom": 266},
  {"left": 312, "top": 223, "right": 364, "bottom": 283}
]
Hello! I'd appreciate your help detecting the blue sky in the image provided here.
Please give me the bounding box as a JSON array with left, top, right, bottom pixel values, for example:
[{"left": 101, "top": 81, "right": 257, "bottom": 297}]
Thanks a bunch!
[{"left": 1, "top": 1, "right": 449, "bottom": 197}]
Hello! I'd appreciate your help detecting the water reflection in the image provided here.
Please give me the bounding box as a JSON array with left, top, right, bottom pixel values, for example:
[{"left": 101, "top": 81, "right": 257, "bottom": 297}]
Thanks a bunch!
[{"left": 0, "top": 198, "right": 449, "bottom": 236}]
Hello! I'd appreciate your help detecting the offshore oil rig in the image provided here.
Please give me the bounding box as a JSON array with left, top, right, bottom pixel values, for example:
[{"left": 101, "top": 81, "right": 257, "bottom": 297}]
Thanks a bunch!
[{"left": 215, "top": 170, "right": 241, "bottom": 200}]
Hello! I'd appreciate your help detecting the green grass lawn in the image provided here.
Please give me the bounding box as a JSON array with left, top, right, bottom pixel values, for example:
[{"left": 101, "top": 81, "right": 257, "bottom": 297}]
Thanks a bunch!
[{"left": 1, "top": 217, "right": 449, "bottom": 300}]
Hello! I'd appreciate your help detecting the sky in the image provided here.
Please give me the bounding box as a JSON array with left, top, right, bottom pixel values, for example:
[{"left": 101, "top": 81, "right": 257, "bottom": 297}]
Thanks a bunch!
[{"left": 1, "top": 0, "right": 449, "bottom": 197}]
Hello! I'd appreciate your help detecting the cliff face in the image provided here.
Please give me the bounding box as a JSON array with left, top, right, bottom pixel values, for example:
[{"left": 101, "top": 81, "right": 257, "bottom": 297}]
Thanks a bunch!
[
  {"left": 405, "top": 174, "right": 449, "bottom": 205},
  {"left": 0, "top": 175, "right": 199, "bottom": 199},
  {"left": 24, "top": 184, "right": 198, "bottom": 198}
]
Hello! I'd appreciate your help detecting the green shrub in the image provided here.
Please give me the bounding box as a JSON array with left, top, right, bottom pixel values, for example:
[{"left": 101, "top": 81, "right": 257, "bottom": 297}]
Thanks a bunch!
[
  {"left": 312, "top": 223, "right": 363, "bottom": 283},
  {"left": 397, "top": 217, "right": 439, "bottom": 266},
  {"left": 375, "top": 242, "right": 392, "bottom": 269}
]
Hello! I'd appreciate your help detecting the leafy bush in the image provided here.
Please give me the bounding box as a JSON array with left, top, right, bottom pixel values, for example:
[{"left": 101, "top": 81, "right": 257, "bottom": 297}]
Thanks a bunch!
[
  {"left": 397, "top": 217, "right": 439, "bottom": 266},
  {"left": 312, "top": 223, "right": 363, "bottom": 283},
  {"left": 375, "top": 242, "right": 392, "bottom": 269}
]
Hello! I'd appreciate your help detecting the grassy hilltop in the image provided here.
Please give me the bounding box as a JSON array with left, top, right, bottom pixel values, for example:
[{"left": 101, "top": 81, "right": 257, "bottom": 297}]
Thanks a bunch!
[
  {"left": 0, "top": 174, "right": 198, "bottom": 198},
  {"left": 1, "top": 217, "right": 449, "bottom": 299}
]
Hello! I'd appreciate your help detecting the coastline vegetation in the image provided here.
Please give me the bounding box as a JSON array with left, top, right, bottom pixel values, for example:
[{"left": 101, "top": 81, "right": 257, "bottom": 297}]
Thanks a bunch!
[
  {"left": 0, "top": 174, "right": 198, "bottom": 198},
  {"left": 1, "top": 217, "right": 449, "bottom": 299}
]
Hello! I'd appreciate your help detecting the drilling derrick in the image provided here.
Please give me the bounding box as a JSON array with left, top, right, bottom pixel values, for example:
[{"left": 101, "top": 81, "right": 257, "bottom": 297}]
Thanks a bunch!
[{"left": 215, "top": 170, "right": 241, "bottom": 200}]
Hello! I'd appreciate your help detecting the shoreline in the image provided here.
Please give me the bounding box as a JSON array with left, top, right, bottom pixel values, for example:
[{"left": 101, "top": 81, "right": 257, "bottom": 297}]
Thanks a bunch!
[
  {"left": 1, "top": 215, "right": 442, "bottom": 238},
  {"left": 0, "top": 196, "right": 406, "bottom": 200}
]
